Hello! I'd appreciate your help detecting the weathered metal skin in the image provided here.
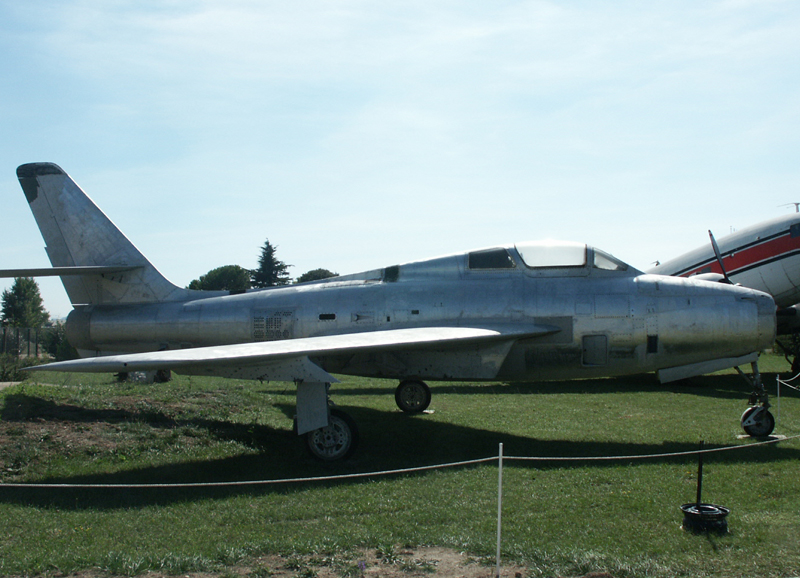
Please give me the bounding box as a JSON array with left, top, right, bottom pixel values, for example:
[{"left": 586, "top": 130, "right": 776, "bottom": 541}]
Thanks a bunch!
[
  {"left": 8, "top": 162, "right": 779, "bottom": 454},
  {"left": 64, "top": 247, "right": 775, "bottom": 383}
]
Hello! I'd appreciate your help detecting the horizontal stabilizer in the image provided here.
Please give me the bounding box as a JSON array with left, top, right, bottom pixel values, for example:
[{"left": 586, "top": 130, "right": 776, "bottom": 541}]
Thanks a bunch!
[
  {"left": 29, "top": 324, "right": 558, "bottom": 382},
  {"left": 0, "top": 266, "right": 141, "bottom": 278}
]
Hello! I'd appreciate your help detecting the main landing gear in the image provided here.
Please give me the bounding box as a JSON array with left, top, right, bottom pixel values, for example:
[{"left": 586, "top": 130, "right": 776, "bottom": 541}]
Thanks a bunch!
[
  {"left": 305, "top": 407, "right": 359, "bottom": 461},
  {"left": 297, "top": 378, "right": 433, "bottom": 462},
  {"left": 295, "top": 382, "right": 359, "bottom": 461},
  {"left": 736, "top": 361, "right": 775, "bottom": 437},
  {"left": 394, "top": 379, "right": 432, "bottom": 413}
]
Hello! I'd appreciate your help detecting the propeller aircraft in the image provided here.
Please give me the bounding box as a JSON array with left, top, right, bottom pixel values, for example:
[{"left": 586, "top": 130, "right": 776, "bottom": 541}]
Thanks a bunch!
[{"left": 649, "top": 212, "right": 800, "bottom": 437}]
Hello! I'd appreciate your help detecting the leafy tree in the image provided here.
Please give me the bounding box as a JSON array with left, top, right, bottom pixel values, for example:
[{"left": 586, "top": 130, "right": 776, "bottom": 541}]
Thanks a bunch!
[
  {"left": 296, "top": 269, "right": 339, "bottom": 284},
  {"left": 41, "top": 321, "right": 79, "bottom": 361},
  {"left": 1, "top": 277, "right": 50, "bottom": 328},
  {"left": 0, "top": 353, "right": 40, "bottom": 380},
  {"left": 251, "top": 239, "right": 292, "bottom": 288},
  {"left": 188, "top": 265, "right": 251, "bottom": 291}
]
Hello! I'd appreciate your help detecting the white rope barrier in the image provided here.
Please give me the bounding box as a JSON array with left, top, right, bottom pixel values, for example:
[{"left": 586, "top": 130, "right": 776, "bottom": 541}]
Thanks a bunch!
[
  {"left": 774, "top": 371, "right": 800, "bottom": 426},
  {"left": 776, "top": 371, "right": 800, "bottom": 392},
  {"left": 504, "top": 432, "right": 800, "bottom": 462}
]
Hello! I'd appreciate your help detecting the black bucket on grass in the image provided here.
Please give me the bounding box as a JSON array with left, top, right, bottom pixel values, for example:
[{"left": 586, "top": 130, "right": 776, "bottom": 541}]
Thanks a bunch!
[
  {"left": 680, "top": 441, "right": 730, "bottom": 534},
  {"left": 681, "top": 503, "right": 730, "bottom": 534}
]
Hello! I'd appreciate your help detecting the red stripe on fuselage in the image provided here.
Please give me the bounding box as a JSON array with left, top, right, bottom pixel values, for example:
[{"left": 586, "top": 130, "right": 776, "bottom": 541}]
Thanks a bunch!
[{"left": 680, "top": 233, "right": 800, "bottom": 278}]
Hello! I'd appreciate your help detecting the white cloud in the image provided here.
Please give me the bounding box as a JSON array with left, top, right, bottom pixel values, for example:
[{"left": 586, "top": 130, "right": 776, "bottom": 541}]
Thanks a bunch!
[{"left": 2, "top": 0, "right": 800, "bottom": 316}]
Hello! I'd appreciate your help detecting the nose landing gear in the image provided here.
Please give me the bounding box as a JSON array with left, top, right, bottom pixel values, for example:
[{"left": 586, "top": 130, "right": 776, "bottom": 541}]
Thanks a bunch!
[
  {"left": 741, "top": 405, "right": 775, "bottom": 437},
  {"left": 736, "top": 361, "right": 775, "bottom": 437}
]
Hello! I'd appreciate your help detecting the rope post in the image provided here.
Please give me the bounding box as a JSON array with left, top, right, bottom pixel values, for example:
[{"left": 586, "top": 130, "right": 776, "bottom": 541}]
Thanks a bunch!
[
  {"left": 695, "top": 440, "right": 704, "bottom": 506},
  {"left": 496, "top": 442, "right": 503, "bottom": 578}
]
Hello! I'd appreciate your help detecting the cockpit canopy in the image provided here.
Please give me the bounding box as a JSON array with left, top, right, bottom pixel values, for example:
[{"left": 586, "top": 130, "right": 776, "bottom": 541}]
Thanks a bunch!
[
  {"left": 515, "top": 241, "right": 630, "bottom": 272},
  {"left": 465, "top": 241, "right": 635, "bottom": 275},
  {"left": 515, "top": 241, "right": 587, "bottom": 268}
]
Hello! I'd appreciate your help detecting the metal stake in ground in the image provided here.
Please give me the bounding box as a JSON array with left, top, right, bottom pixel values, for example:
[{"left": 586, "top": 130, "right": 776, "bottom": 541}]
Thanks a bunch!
[
  {"left": 696, "top": 440, "right": 704, "bottom": 507},
  {"left": 681, "top": 440, "right": 730, "bottom": 534},
  {"left": 496, "top": 442, "right": 503, "bottom": 578}
]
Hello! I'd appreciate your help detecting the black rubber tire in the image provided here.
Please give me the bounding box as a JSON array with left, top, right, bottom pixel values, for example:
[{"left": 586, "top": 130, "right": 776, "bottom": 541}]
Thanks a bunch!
[
  {"left": 305, "top": 408, "right": 359, "bottom": 461},
  {"left": 395, "top": 380, "right": 432, "bottom": 413},
  {"left": 741, "top": 406, "right": 775, "bottom": 437},
  {"left": 681, "top": 503, "right": 730, "bottom": 534}
]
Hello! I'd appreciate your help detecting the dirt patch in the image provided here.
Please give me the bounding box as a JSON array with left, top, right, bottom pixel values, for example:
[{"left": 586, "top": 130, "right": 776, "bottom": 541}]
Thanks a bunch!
[
  {"left": 0, "top": 398, "right": 197, "bottom": 481},
  {"left": 42, "top": 547, "right": 532, "bottom": 578},
  {"left": 242, "top": 547, "right": 520, "bottom": 578},
  {"left": 0, "top": 541, "right": 615, "bottom": 578}
]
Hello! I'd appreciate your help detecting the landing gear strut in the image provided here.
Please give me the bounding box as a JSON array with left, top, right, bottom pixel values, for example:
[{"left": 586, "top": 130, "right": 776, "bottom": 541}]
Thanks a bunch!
[
  {"left": 736, "top": 361, "right": 775, "bottom": 437},
  {"left": 295, "top": 382, "right": 360, "bottom": 461}
]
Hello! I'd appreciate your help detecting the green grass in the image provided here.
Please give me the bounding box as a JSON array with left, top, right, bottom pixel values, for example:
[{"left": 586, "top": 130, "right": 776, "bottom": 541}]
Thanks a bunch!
[{"left": 0, "top": 352, "right": 799, "bottom": 577}]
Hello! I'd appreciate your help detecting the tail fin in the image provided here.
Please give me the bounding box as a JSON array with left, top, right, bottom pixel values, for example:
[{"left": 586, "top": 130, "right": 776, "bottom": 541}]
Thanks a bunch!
[{"left": 16, "top": 163, "right": 193, "bottom": 306}]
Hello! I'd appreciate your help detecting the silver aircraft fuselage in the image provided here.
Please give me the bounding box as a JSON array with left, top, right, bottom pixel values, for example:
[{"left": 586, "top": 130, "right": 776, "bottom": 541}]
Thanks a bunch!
[
  {"left": 64, "top": 243, "right": 775, "bottom": 384},
  {"left": 4, "top": 163, "right": 780, "bottom": 457}
]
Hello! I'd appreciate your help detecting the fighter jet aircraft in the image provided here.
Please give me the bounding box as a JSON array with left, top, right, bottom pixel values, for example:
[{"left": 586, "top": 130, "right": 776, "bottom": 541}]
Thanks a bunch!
[{"left": 1, "top": 163, "right": 777, "bottom": 460}]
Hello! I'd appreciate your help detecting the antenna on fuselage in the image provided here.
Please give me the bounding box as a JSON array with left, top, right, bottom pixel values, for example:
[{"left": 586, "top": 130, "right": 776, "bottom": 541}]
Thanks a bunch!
[{"left": 781, "top": 203, "right": 800, "bottom": 213}]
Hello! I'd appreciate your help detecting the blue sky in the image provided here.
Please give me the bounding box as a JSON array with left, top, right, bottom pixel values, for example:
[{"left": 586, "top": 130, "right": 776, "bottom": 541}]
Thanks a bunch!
[{"left": 2, "top": 0, "right": 799, "bottom": 318}]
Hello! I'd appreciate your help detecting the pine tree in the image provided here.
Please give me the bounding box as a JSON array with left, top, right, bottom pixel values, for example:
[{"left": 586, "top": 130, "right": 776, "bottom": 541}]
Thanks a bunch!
[
  {"left": 251, "top": 239, "right": 292, "bottom": 288},
  {"left": 1, "top": 277, "right": 50, "bottom": 328}
]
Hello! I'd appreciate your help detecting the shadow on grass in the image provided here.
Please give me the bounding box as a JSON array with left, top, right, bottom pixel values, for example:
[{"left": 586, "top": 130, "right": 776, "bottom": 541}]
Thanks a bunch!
[
  {"left": 0, "top": 393, "right": 287, "bottom": 451},
  {"left": 1, "top": 391, "right": 798, "bottom": 510},
  {"left": 331, "top": 372, "right": 786, "bottom": 401}
]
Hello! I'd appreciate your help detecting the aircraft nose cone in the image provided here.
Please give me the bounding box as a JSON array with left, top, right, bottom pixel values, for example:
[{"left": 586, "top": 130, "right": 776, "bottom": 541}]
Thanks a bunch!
[
  {"left": 708, "top": 283, "right": 776, "bottom": 354},
  {"left": 751, "top": 290, "right": 777, "bottom": 351},
  {"left": 728, "top": 285, "right": 776, "bottom": 353},
  {"left": 652, "top": 277, "right": 777, "bottom": 369}
]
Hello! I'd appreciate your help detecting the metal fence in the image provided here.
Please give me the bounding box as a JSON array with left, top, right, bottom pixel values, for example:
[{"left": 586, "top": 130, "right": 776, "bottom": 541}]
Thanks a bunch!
[{"left": 0, "top": 326, "right": 57, "bottom": 358}]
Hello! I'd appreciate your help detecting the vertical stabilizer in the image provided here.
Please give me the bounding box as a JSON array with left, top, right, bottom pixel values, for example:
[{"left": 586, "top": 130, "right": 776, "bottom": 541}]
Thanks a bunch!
[{"left": 17, "top": 163, "right": 194, "bottom": 305}]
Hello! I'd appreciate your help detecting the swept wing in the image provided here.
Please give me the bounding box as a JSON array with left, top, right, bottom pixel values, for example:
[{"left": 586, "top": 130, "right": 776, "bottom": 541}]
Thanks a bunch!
[{"left": 30, "top": 324, "right": 557, "bottom": 382}]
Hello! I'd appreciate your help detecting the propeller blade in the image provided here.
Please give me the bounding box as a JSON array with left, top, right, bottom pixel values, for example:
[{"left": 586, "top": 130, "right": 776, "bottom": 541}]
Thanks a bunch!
[{"left": 708, "top": 230, "right": 732, "bottom": 284}]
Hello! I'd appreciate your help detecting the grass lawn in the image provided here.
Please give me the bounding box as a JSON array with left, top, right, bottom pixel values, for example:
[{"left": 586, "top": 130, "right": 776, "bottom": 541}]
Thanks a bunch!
[{"left": 0, "top": 352, "right": 798, "bottom": 577}]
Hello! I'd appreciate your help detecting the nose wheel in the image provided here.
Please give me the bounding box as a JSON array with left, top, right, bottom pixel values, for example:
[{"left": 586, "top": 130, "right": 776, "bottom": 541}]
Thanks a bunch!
[
  {"left": 736, "top": 361, "right": 775, "bottom": 437},
  {"left": 741, "top": 406, "right": 775, "bottom": 437}
]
